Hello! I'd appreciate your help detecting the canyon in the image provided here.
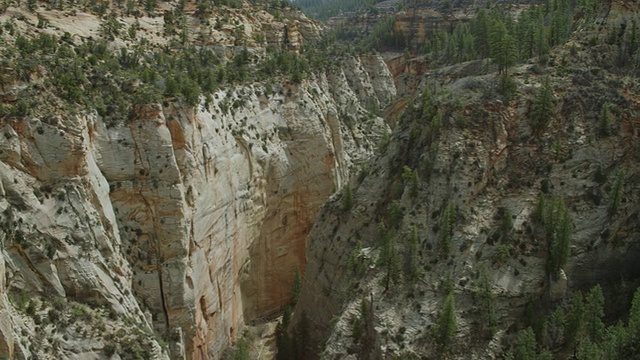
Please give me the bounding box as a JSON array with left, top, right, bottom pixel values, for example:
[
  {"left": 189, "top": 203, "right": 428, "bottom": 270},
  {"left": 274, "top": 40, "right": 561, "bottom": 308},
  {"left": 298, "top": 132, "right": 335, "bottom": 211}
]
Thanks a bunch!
[{"left": 0, "top": 0, "right": 639, "bottom": 359}]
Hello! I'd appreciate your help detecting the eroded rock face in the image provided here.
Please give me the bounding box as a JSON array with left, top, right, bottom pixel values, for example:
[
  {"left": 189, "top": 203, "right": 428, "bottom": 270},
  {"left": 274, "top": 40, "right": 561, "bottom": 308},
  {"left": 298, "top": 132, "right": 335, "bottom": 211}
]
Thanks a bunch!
[{"left": 0, "top": 50, "right": 395, "bottom": 358}]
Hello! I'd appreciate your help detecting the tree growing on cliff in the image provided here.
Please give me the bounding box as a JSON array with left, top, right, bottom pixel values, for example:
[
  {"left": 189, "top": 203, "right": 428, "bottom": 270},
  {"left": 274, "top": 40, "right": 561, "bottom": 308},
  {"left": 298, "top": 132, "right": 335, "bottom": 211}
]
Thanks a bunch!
[
  {"left": 403, "top": 226, "right": 420, "bottom": 283},
  {"left": 505, "top": 327, "right": 553, "bottom": 360},
  {"left": 476, "top": 265, "right": 497, "bottom": 335},
  {"left": 292, "top": 312, "right": 310, "bottom": 359},
  {"left": 342, "top": 183, "right": 353, "bottom": 212},
  {"left": 435, "top": 292, "right": 457, "bottom": 350},
  {"left": 529, "top": 77, "right": 554, "bottom": 134},
  {"left": 355, "top": 295, "right": 379, "bottom": 359},
  {"left": 233, "top": 337, "right": 249, "bottom": 360},
  {"left": 609, "top": 170, "right": 624, "bottom": 216},
  {"left": 276, "top": 306, "right": 293, "bottom": 360},
  {"left": 627, "top": 287, "right": 640, "bottom": 352},
  {"left": 291, "top": 266, "right": 302, "bottom": 305},
  {"left": 584, "top": 285, "right": 605, "bottom": 344},
  {"left": 439, "top": 202, "right": 456, "bottom": 254},
  {"left": 377, "top": 222, "right": 399, "bottom": 292}
]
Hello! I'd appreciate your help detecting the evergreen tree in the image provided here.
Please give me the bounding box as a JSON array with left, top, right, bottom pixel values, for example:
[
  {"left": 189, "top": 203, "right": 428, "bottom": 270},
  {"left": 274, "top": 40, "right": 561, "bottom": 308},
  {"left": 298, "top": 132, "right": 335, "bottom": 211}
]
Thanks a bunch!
[
  {"left": 401, "top": 166, "right": 419, "bottom": 198},
  {"left": 609, "top": 170, "right": 624, "bottom": 215},
  {"left": 291, "top": 266, "right": 302, "bottom": 305},
  {"left": 276, "top": 306, "right": 293, "bottom": 360},
  {"left": 293, "top": 312, "right": 310, "bottom": 359},
  {"left": 357, "top": 295, "right": 378, "bottom": 359},
  {"left": 577, "top": 337, "right": 603, "bottom": 360},
  {"left": 377, "top": 222, "right": 399, "bottom": 292},
  {"left": 472, "top": 9, "right": 491, "bottom": 59},
  {"left": 342, "top": 183, "right": 353, "bottom": 212},
  {"left": 566, "top": 292, "right": 586, "bottom": 350},
  {"left": 435, "top": 292, "right": 457, "bottom": 350},
  {"left": 599, "top": 104, "right": 612, "bottom": 137},
  {"left": 505, "top": 327, "right": 554, "bottom": 360},
  {"left": 508, "top": 327, "right": 538, "bottom": 360},
  {"left": 489, "top": 20, "right": 517, "bottom": 74},
  {"left": 233, "top": 337, "right": 249, "bottom": 360},
  {"left": 584, "top": 285, "right": 605, "bottom": 344},
  {"left": 439, "top": 203, "right": 456, "bottom": 254},
  {"left": 403, "top": 226, "right": 420, "bottom": 282},
  {"left": 536, "top": 194, "right": 572, "bottom": 278},
  {"left": 529, "top": 77, "right": 554, "bottom": 134},
  {"left": 477, "top": 265, "right": 497, "bottom": 335},
  {"left": 628, "top": 287, "right": 640, "bottom": 346}
]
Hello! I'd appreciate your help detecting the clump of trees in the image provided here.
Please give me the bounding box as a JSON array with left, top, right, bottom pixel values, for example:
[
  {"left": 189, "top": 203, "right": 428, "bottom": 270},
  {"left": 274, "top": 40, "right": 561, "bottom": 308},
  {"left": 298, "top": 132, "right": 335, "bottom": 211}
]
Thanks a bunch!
[
  {"left": 423, "top": 0, "right": 598, "bottom": 68},
  {"left": 508, "top": 284, "right": 640, "bottom": 359},
  {"left": 294, "top": 0, "right": 387, "bottom": 20},
  {"left": 1, "top": 25, "right": 314, "bottom": 126}
]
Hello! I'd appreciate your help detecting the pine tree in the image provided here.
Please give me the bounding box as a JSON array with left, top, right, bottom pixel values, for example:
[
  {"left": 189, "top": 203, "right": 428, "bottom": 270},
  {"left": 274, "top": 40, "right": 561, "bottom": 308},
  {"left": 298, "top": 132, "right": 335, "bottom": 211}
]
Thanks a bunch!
[
  {"left": 477, "top": 265, "right": 497, "bottom": 335},
  {"left": 275, "top": 306, "right": 293, "bottom": 360},
  {"left": 404, "top": 226, "right": 420, "bottom": 282},
  {"left": 291, "top": 266, "right": 301, "bottom": 305},
  {"left": 342, "top": 183, "right": 353, "bottom": 212},
  {"left": 508, "top": 327, "right": 538, "bottom": 360},
  {"left": 627, "top": 287, "right": 640, "bottom": 351},
  {"left": 529, "top": 77, "right": 554, "bottom": 134},
  {"left": 584, "top": 285, "right": 605, "bottom": 344},
  {"left": 609, "top": 170, "right": 624, "bottom": 215},
  {"left": 566, "top": 292, "right": 585, "bottom": 351},
  {"left": 439, "top": 203, "right": 456, "bottom": 254},
  {"left": 357, "top": 295, "right": 378, "bottom": 359},
  {"left": 598, "top": 104, "right": 612, "bottom": 137},
  {"left": 233, "top": 337, "right": 249, "bottom": 360},
  {"left": 488, "top": 20, "right": 517, "bottom": 74},
  {"left": 435, "top": 292, "right": 457, "bottom": 350},
  {"left": 537, "top": 195, "right": 572, "bottom": 278},
  {"left": 377, "top": 222, "right": 399, "bottom": 292},
  {"left": 472, "top": 9, "right": 491, "bottom": 59},
  {"left": 293, "top": 312, "right": 310, "bottom": 359}
]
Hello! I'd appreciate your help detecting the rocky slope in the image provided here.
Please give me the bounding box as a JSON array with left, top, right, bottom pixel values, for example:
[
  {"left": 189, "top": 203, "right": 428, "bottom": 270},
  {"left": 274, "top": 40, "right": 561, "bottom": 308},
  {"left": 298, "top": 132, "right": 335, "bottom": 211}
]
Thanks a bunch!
[
  {"left": 0, "top": 1, "right": 395, "bottom": 359},
  {"left": 293, "top": 1, "right": 640, "bottom": 359}
]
